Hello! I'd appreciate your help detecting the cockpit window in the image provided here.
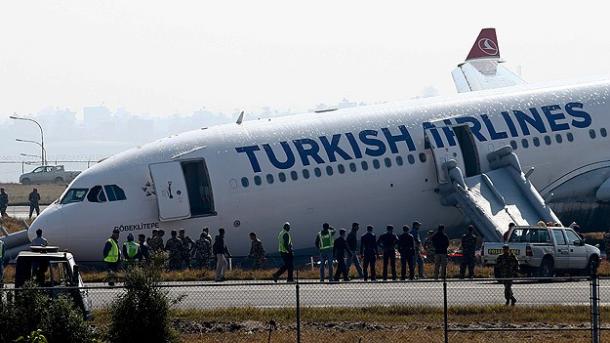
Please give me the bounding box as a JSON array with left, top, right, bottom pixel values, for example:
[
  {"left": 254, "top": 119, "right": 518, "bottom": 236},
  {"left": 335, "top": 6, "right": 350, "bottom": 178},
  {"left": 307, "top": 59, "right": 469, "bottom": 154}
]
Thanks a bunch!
[
  {"left": 60, "top": 188, "right": 88, "bottom": 204},
  {"left": 87, "top": 185, "right": 107, "bottom": 203},
  {"left": 104, "top": 185, "right": 126, "bottom": 201}
]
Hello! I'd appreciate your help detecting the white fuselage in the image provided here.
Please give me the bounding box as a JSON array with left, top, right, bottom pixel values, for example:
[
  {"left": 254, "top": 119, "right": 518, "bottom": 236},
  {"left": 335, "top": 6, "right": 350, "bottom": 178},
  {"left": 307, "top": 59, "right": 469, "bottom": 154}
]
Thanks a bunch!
[{"left": 29, "top": 78, "right": 610, "bottom": 261}]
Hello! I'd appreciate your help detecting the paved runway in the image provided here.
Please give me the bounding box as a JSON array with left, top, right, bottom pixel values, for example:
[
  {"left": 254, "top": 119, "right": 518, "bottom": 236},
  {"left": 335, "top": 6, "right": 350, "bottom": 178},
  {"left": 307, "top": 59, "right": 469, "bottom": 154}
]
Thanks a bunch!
[{"left": 83, "top": 279, "right": 610, "bottom": 310}]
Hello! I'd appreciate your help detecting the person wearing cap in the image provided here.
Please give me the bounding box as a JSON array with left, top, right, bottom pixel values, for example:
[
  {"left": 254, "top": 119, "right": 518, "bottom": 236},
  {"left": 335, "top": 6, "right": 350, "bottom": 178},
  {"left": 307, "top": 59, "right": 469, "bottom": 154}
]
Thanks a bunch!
[
  {"left": 273, "top": 222, "right": 294, "bottom": 283},
  {"left": 398, "top": 225, "right": 416, "bottom": 280},
  {"left": 496, "top": 244, "right": 518, "bottom": 305},
  {"left": 410, "top": 222, "right": 426, "bottom": 278},
  {"left": 315, "top": 223, "right": 336, "bottom": 282},
  {"left": 333, "top": 229, "right": 350, "bottom": 282},
  {"left": 103, "top": 229, "right": 121, "bottom": 286},
  {"left": 377, "top": 225, "right": 399, "bottom": 281},
  {"left": 346, "top": 223, "right": 364, "bottom": 279},
  {"left": 165, "top": 230, "right": 184, "bottom": 270},
  {"left": 122, "top": 233, "right": 141, "bottom": 265},
  {"left": 30, "top": 229, "right": 48, "bottom": 247},
  {"left": 360, "top": 225, "right": 377, "bottom": 281},
  {"left": 460, "top": 225, "right": 477, "bottom": 279},
  {"left": 431, "top": 225, "right": 450, "bottom": 280}
]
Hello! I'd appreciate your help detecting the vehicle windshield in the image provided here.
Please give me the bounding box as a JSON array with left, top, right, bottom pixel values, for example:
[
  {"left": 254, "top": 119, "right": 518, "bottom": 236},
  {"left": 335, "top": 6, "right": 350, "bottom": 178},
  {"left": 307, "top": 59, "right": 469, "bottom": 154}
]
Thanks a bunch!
[{"left": 60, "top": 188, "right": 89, "bottom": 204}]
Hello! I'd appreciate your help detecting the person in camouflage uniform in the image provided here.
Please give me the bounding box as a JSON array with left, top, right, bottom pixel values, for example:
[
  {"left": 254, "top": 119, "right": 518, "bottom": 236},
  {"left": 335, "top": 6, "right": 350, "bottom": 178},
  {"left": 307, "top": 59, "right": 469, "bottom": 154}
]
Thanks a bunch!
[
  {"left": 496, "top": 244, "right": 518, "bottom": 305},
  {"left": 192, "top": 229, "right": 213, "bottom": 269},
  {"left": 178, "top": 229, "right": 195, "bottom": 269},
  {"left": 165, "top": 230, "right": 184, "bottom": 270},
  {"left": 459, "top": 225, "right": 477, "bottom": 279},
  {"left": 248, "top": 232, "right": 266, "bottom": 269}
]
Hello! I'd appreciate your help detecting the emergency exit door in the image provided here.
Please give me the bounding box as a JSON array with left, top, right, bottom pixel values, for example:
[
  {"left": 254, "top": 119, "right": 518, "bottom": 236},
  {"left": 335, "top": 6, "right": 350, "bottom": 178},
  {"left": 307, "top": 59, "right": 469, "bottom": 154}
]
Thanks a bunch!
[
  {"left": 149, "top": 161, "right": 191, "bottom": 221},
  {"left": 424, "top": 123, "right": 467, "bottom": 184}
]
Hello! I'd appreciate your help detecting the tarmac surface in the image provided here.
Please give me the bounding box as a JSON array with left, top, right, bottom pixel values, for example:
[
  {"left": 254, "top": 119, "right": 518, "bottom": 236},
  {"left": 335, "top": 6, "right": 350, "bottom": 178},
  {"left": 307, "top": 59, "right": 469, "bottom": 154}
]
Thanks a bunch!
[{"left": 80, "top": 278, "right": 610, "bottom": 310}]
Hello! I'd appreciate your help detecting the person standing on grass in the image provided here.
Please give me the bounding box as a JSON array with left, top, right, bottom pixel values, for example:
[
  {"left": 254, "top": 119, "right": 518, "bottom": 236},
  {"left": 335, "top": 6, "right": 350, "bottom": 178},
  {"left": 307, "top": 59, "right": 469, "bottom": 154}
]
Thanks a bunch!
[
  {"left": 273, "top": 222, "right": 294, "bottom": 283},
  {"left": 398, "top": 225, "right": 416, "bottom": 280},
  {"left": 459, "top": 225, "right": 477, "bottom": 279},
  {"left": 103, "top": 229, "right": 121, "bottom": 286},
  {"left": 346, "top": 223, "right": 364, "bottom": 279},
  {"left": 178, "top": 229, "right": 194, "bottom": 269},
  {"left": 138, "top": 234, "right": 150, "bottom": 261},
  {"left": 28, "top": 188, "right": 41, "bottom": 219},
  {"left": 0, "top": 188, "right": 8, "bottom": 218},
  {"left": 360, "top": 225, "right": 378, "bottom": 281},
  {"left": 122, "top": 233, "right": 141, "bottom": 265},
  {"left": 165, "top": 230, "right": 184, "bottom": 270},
  {"left": 333, "top": 229, "right": 350, "bottom": 282},
  {"left": 213, "top": 228, "right": 231, "bottom": 282},
  {"left": 0, "top": 238, "right": 5, "bottom": 288},
  {"left": 30, "top": 229, "right": 48, "bottom": 246},
  {"left": 377, "top": 225, "right": 398, "bottom": 281},
  {"left": 496, "top": 244, "right": 518, "bottom": 306},
  {"left": 248, "top": 232, "right": 266, "bottom": 270},
  {"left": 410, "top": 221, "right": 426, "bottom": 279},
  {"left": 431, "top": 225, "right": 449, "bottom": 280},
  {"left": 315, "top": 223, "right": 335, "bottom": 283}
]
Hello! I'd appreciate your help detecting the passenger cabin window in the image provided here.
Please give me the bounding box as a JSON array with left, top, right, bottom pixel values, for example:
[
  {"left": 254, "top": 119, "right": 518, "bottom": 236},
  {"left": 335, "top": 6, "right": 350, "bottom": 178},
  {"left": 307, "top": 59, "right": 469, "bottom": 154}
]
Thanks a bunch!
[
  {"left": 552, "top": 229, "right": 566, "bottom": 245},
  {"left": 60, "top": 188, "right": 88, "bottom": 204},
  {"left": 181, "top": 160, "right": 215, "bottom": 216},
  {"left": 104, "top": 185, "right": 126, "bottom": 201},
  {"left": 87, "top": 185, "right": 107, "bottom": 203}
]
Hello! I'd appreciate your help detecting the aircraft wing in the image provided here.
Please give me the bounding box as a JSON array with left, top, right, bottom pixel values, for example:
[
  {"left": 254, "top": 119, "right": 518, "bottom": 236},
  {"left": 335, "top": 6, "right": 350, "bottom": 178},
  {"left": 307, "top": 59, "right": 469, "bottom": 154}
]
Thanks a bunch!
[{"left": 452, "top": 28, "right": 526, "bottom": 93}]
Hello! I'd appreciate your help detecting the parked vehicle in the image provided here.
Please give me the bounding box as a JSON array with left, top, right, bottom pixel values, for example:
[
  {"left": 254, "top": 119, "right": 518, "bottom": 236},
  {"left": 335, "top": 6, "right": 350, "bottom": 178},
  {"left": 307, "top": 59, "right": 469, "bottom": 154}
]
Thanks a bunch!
[
  {"left": 19, "top": 165, "right": 80, "bottom": 184},
  {"left": 481, "top": 225, "right": 600, "bottom": 277},
  {"left": 14, "top": 246, "right": 92, "bottom": 319}
]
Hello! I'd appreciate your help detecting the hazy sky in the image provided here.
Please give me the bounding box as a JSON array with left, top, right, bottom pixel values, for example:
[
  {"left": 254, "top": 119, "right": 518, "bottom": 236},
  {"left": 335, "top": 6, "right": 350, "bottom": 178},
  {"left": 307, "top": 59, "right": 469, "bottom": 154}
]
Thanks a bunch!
[{"left": 1, "top": 1, "right": 609, "bottom": 119}]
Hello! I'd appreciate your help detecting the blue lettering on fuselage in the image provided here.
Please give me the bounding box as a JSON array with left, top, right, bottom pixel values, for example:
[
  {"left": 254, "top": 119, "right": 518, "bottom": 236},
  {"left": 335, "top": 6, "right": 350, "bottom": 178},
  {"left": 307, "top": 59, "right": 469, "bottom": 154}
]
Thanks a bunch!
[{"left": 235, "top": 102, "right": 592, "bottom": 173}]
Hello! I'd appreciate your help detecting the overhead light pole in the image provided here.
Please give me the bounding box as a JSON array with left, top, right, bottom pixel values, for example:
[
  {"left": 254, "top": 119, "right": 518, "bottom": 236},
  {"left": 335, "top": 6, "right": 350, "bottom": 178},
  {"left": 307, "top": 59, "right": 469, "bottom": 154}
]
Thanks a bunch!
[
  {"left": 15, "top": 139, "right": 47, "bottom": 165},
  {"left": 10, "top": 114, "right": 46, "bottom": 164}
]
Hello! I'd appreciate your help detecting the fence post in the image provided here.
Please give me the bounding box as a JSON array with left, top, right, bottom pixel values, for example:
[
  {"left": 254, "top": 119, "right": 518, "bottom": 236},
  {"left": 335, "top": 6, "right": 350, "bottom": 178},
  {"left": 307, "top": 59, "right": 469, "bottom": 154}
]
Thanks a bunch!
[
  {"left": 443, "top": 277, "right": 449, "bottom": 343},
  {"left": 591, "top": 271, "right": 600, "bottom": 343},
  {"left": 296, "top": 269, "right": 301, "bottom": 343}
]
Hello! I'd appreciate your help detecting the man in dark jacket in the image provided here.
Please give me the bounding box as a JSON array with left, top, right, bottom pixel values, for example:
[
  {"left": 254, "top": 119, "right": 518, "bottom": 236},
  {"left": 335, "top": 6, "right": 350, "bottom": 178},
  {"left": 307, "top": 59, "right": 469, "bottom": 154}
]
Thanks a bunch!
[
  {"left": 496, "top": 244, "right": 518, "bottom": 305},
  {"left": 213, "top": 228, "right": 231, "bottom": 282},
  {"left": 346, "top": 223, "right": 364, "bottom": 278},
  {"left": 0, "top": 188, "right": 8, "bottom": 218},
  {"left": 360, "top": 225, "right": 377, "bottom": 281},
  {"left": 398, "top": 225, "right": 416, "bottom": 280},
  {"left": 459, "top": 225, "right": 477, "bottom": 279},
  {"left": 28, "top": 188, "right": 41, "bottom": 219},
  {"left": 431, "top": 225, "right": 450, "bottom": 280},
  {"left": 410, "top": 221, "right": 426, "bottom": 278},
  {"left": 377, "top": 225, "right": 398, "bottom": 281},
  {"left": 333, "top": 229, "right": 350, "bottom": 281}
]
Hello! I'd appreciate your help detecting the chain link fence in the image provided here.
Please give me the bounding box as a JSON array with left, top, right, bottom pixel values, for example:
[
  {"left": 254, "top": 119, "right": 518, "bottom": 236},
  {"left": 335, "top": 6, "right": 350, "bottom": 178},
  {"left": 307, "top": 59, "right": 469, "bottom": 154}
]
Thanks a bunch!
[{"left": 2, "top": 275, "right": 608, "bottom": 342}]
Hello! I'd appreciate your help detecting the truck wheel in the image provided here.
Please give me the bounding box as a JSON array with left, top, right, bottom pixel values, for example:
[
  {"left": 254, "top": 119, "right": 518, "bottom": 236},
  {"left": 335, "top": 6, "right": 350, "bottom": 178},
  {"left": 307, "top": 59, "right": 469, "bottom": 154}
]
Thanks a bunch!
[
  {"left": 539, "top": 257, "right": 554, "bottom": 279},
  {"left": 54, "top": 177, "right": 64, "bottom": 184},
  {"left": 585, "top": 256, "right": 600, "bottom": 276},
  {"left": 21, "top": 178, "right": 31, "bottom": 185}
]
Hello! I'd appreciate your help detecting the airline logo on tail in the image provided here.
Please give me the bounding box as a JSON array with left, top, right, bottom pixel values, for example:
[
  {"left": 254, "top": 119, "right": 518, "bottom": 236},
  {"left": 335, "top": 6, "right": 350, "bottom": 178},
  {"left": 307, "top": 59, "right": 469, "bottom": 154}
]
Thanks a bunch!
[{"left": 467, "top": 28, "right": 500, "bottom": 60}]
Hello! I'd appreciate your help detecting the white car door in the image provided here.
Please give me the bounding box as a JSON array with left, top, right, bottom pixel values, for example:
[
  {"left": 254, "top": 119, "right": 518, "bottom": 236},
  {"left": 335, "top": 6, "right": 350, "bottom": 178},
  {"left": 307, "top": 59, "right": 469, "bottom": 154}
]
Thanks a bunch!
[
  {"left": 565, "top": 229, "right": 588, "bottom": 270},
  {"left": 551, "top": 229, "right": 570, "bottom": 269}
]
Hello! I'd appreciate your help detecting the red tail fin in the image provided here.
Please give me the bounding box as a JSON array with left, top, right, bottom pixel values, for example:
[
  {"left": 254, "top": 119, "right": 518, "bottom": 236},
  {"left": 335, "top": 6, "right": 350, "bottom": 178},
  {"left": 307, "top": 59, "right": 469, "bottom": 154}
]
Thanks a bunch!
[{"left": 466, "top": 28, "right": 500, "bottom": 60}]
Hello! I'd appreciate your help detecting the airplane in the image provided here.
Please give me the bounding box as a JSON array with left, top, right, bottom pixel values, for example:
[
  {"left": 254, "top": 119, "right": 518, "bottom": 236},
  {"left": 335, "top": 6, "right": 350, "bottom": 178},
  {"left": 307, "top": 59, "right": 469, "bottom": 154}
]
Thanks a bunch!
[{"left": 6, "top": 28, "right": 610, "bottom": 262}]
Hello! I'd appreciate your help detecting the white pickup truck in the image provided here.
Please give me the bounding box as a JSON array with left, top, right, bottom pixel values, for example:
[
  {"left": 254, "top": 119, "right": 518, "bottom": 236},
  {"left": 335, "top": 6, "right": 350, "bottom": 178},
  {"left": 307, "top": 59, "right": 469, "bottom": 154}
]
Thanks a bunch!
[{"left": 481, "top": 225, "right": 600, "bottom": 277}]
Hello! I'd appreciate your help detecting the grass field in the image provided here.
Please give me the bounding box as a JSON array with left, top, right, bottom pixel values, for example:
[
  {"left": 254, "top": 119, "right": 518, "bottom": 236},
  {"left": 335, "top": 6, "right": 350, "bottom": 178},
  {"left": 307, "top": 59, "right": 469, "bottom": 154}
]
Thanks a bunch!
[
  {"left": 0, "top": 182, "right": 66, "bottom": 205},
  {"left": 89, "top": 305, "right": 609, "bottom": 343}
]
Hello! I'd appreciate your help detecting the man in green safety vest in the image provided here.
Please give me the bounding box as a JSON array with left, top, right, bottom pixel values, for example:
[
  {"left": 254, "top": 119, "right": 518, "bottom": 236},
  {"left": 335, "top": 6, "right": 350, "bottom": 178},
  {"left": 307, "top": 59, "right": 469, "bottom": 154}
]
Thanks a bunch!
[
  {"left": 122, "top": 233, "right": 141, "bottom": 266},
  {"left": 272, "top": 222, "right": 294, "bottom": 283},
  {"left": 103, "top": 229, "right": 121, "bottom": 286},
  {"left": 0, "top": 239, "right": 5, "bottom": 288},
  {"left": 315, "top": 223, "right": 335, "bottom": 282}
]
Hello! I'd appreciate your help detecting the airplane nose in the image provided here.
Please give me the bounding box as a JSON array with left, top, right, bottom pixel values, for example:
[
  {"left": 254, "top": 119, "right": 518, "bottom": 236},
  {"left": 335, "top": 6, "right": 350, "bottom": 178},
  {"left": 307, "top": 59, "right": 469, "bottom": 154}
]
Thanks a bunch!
[{"left": 28, "top": 204, "right": 61, "bottom": 242}]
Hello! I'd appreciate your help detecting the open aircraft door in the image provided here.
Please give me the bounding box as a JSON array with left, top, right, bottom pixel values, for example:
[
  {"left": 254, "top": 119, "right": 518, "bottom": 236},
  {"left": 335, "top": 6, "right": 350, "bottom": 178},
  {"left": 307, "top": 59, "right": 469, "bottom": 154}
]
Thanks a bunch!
[
  {"left": 149, "top": 161, "right": 191, "bottom": 221},
  {"left": 424, "top": 121, "right": 480, "bottom": 184}
]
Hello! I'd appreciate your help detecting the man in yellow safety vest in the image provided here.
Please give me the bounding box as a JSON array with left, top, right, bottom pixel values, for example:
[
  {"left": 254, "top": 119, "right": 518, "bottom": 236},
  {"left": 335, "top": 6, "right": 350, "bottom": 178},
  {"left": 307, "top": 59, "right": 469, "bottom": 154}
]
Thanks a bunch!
[
  {"left": 122, "top": 233, "right": 141, "bottom": 266},
  {"left": 272, "top": 222, "right": 294, "bottom": 283},
  {"left": 315, "top": 223, "right": 335, "bottom": 282},
  {"left": 103, "top": 229, "right": 121, "bottom": 286}
]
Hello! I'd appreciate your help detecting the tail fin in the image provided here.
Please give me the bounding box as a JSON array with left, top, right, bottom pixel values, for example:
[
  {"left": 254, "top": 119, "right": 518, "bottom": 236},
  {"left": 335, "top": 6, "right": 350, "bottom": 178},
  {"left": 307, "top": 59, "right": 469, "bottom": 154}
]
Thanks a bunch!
[{"left": 466, "top": 28, "right": 500, "bottom": 60}]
